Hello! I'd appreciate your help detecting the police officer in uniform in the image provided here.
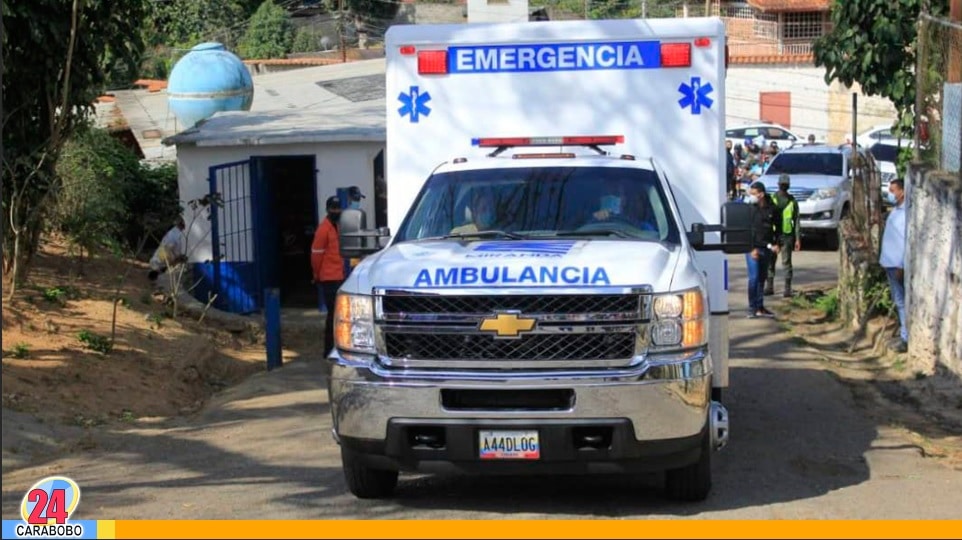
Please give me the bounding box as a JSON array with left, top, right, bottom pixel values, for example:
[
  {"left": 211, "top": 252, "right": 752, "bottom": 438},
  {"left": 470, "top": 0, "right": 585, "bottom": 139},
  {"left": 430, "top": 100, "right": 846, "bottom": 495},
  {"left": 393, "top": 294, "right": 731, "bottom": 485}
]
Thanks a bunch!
[{"left": 766, "top": 173, "right": 801, "bottom": 297}]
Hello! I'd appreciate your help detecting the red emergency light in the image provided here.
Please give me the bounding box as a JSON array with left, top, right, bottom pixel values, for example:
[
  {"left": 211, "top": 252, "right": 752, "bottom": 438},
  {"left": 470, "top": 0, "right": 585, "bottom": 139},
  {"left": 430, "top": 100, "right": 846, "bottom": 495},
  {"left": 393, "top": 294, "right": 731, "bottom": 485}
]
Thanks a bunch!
[
  {"left": 418, "top": 50, "right": 448, "bottom": 74},
  {"left": 472, "top": 135, "right": 624, "bottom": 147},
  {"left": 660, "top": 43, "right": 691, "bottom": 67}
]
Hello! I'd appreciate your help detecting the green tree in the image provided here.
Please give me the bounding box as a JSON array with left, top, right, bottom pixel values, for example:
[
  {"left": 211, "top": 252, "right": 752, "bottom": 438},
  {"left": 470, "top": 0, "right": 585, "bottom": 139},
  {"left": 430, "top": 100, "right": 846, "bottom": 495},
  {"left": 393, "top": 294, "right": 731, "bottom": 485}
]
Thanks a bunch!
[
  {"left": 813, "top": 0, "right": 949, "bottom": 131},
  {"left": 292, "top": 25, "right": 323, "bottom": 53},
  {"left": 141, "top": 0, "right": 250, "bottom": 79},
  {"left": 53, "top": 128, "right": 181, "bottom": 263},
  {"left": 239, "top": 0, "right": 295, "bottom": 59},
  {"left": 2, "top": 0, "right": 149, "bottom": 295},
  {"left": 337, "top": 0, "right": 401, "bottom": 38},
  {"left": 53, "top": 128, "right": 135, "bottom": 264}
]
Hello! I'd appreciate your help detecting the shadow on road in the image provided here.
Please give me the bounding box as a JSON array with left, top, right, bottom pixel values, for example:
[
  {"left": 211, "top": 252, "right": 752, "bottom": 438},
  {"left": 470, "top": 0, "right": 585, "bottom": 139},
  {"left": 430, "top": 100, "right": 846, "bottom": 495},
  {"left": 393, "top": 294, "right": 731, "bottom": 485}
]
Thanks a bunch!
[{"left": 2, "top": 247, "right": 891, "bottom": 518}]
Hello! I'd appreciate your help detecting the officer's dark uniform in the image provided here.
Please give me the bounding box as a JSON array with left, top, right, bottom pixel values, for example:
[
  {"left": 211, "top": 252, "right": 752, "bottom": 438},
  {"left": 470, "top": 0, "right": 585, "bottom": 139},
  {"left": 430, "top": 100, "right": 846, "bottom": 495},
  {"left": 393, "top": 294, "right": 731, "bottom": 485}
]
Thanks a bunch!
[{"left": 766, "top": 174, "right": 801, "bottom": 297}]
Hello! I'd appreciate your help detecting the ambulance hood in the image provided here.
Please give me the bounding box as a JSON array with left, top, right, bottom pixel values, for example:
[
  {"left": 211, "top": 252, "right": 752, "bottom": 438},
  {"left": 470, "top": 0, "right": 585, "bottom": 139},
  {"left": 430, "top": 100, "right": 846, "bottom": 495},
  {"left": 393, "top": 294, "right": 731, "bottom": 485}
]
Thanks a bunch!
[{"left": 349, "top": 238, "right": 688, "bottom": 293}]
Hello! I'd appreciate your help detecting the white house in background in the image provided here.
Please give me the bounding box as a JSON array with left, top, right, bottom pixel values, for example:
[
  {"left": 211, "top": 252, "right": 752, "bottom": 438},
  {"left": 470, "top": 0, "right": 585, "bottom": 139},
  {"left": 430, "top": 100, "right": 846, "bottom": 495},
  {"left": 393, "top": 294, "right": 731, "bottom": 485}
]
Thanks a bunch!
[
  {"left": 160, "top": 59, "right": 386, "bottom": 315},
  {"left": 466, "top": 0, "right": 529, "bottom": 23},
  {"left": 714, "top": 0, "right": 898, "bottom": 144}
]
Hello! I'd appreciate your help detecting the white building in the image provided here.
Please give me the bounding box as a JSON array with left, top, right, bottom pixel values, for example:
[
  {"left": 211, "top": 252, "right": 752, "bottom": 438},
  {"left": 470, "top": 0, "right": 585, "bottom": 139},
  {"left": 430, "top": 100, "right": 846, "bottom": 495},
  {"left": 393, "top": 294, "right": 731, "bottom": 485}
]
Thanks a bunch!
[
  {"left": 466, "top": 0, "right": 530, "bottom": 23},
  {"left": 161, "top": 59, "right": 386, "bottom": 314}
]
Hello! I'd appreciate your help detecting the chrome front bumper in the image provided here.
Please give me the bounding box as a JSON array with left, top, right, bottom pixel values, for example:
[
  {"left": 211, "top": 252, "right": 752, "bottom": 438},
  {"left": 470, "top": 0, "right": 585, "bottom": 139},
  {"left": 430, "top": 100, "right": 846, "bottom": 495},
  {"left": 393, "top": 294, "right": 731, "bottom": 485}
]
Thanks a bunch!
[{"left": 327, "top": 349, "right": 713, "bottom": 443}]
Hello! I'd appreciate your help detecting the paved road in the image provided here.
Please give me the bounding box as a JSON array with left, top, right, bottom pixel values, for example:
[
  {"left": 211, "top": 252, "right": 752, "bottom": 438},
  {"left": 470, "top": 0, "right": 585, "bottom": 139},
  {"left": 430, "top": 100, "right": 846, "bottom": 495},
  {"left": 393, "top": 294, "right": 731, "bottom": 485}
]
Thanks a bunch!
[{"left": 4, "top": 245, "right": 962, "bottom": 519}]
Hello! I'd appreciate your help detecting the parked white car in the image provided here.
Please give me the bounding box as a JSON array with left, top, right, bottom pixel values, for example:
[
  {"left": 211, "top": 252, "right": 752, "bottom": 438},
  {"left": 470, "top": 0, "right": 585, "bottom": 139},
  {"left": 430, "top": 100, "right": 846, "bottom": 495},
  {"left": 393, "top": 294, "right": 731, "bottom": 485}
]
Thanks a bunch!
[
  {"left": 725, "top": 123, "right": 805, "bottom": 150},
  {"left": 867, "top": 140, "right": 911, "bottom": 205},
  {"left": 758, "top": 144, "right": 879, "bottom": 250},
  {"left": 856, "top": 123, "right": 899, "bottom": 149}
]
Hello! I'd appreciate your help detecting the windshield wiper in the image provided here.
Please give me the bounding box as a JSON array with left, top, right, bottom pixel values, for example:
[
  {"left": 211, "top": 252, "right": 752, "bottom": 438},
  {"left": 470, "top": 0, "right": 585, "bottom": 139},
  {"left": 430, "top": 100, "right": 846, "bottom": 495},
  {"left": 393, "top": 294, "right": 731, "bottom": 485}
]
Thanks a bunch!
[
  {"left": 427, "top": 230, "right": 529, "bottom": 241},
  {"left": 546, "top": 229, "right": 633, "bottom": 238}
]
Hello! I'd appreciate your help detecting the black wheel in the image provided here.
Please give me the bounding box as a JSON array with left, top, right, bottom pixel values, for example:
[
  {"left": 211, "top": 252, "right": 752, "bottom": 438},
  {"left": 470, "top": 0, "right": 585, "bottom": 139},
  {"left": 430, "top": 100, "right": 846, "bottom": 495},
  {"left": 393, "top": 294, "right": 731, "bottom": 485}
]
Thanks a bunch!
[
  {"left": 664, "top": 429, "right": 712, "bottom": 502},
  {"left": 341, "top": 449, "right": 398, "bottom": 499}
]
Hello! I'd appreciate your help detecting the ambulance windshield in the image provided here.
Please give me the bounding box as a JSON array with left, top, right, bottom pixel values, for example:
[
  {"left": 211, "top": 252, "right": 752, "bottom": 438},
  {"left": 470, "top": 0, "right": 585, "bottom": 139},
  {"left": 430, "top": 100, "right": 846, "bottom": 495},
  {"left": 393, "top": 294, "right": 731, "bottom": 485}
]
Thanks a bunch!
[{"left": 394, "top": 166, "right": 681, "bottom": 244}]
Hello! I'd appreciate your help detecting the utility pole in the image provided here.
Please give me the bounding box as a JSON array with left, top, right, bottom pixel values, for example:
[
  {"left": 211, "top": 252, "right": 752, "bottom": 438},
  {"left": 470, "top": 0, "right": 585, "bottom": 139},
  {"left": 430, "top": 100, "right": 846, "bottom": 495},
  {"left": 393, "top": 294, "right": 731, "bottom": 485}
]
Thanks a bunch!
[
  {"left": 950, "top": 0, "right": 961, "bottom": 83},
  {"left": 1, "top": 0, "right": 5, "bottom": 292},
  {"left": 584, "top": 0, "right": 589, "bottom": 20},
  {"left": 338, "top": 0, "right": 347, "bottom": 63},
  {"left": 641, "top": 0, "right": 647, "bottom": 18}
]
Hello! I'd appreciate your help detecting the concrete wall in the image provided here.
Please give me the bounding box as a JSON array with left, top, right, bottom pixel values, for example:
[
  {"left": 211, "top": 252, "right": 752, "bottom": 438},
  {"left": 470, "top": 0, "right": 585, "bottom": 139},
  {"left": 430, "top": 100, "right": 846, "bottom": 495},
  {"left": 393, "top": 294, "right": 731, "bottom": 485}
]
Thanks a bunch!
[
  {"left": 466, "top": 0, "right": 529, "bottom": 23},
  {"left": 393, "top": 3, "right": 465, "bottom": 24},
  {"left": 175, "top": 142, "right": 384, "bottom": 263},
  {"left": 906, "top": 169, "right": 962, "bottom": 377},
  {"left": 726, "top": 64, "right": 897, "bottom": 145}
]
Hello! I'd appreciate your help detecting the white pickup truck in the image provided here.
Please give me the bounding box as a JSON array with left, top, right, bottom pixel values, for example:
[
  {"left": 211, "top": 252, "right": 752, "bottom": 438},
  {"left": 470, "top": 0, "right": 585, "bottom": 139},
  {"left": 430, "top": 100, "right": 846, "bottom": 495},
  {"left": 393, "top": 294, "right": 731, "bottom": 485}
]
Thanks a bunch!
[{"left": 328, "top": 17, "right": 754, "bottom": 502}]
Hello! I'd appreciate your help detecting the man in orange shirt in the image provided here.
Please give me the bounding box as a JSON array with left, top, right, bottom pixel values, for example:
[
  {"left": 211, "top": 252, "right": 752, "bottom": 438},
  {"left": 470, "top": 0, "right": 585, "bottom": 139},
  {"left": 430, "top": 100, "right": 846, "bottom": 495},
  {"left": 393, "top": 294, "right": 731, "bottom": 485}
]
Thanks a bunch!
[{"left": 311, "top": 196, "right": 345, "bottom": 356}]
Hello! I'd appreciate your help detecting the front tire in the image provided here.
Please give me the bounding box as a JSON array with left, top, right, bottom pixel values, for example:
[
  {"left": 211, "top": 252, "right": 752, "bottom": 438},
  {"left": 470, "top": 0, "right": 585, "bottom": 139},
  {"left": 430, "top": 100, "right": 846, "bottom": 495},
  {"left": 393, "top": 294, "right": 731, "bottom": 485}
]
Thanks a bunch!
[
  {"left": 341, "top": 449, "right": 399, "bottom": 499},
  {"left": 664, "top": 429, "right": 712, "bottom": 502}
]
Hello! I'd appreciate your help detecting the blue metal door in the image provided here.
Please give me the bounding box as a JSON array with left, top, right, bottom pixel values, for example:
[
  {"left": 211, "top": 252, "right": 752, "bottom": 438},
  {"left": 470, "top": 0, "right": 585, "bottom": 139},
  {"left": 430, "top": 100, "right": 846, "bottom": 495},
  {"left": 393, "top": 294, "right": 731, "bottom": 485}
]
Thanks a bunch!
[{"left": 204, "top": 159, "right": 261, "bottom": 314}]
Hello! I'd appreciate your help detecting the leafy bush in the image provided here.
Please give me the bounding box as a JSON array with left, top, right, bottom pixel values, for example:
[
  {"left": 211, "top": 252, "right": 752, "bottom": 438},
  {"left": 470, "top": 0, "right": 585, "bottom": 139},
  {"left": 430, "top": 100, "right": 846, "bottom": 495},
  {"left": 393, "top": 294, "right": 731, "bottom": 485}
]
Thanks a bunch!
[
  {"left": 41, "top": 285, "right": 80, "bottom": 306},
  {"left": 239, "top": 0, "right": 294, "bottom": 59},
  {"left": 54, "top": 128, "right": 134, "bottom": 256},
  {"left": 53, "top": 127, "right": 181, "bottom": 257},
  {"left": 123, "top": 162, "right": 181, "bottom": 252},
  {"left": 78, "top": 330, "right": 113, "bottom": 355},
  {"left": 291, "top": 26, "right": 322, "bottom": 53},
  {"left": 6, "top": 343, "right": 31, "bottom": 359},
  {"left": 814, "top": 288, "right": 840, "bottom": 320}
]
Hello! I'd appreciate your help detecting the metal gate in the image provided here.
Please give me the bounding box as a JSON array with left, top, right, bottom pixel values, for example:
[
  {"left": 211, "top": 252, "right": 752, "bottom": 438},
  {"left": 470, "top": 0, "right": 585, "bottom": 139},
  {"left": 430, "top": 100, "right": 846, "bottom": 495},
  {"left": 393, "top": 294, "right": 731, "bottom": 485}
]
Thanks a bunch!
[{"left": 206, "top": 159, "right": 261, "bottom": 314}]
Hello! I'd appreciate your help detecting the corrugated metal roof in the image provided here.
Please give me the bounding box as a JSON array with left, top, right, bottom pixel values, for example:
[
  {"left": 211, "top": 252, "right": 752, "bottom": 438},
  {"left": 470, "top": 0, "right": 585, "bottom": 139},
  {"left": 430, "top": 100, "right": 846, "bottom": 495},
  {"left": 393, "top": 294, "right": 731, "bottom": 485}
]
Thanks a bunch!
[
  {"left": 112, "top": 58, "right": 387, "bottom": 157},
  {"left": 162, "top": 99, "right": 385, "bottom": 147}
]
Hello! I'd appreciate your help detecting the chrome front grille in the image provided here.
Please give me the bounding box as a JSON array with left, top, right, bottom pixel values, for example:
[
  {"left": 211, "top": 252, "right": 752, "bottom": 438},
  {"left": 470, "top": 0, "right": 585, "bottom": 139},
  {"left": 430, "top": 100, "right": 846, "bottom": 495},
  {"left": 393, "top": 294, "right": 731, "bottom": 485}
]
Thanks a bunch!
[
  {"left": 789, "top": 188, "right": 814, "bottom": 202},
  {"left": 379, "top": 294, "right": 641, "bottom": 320},
  {"left": 375, "top": 290, "right": 649, "bottom": 370},
  {"left": 383, "top": 330, "right": 636, "bottom": 361}
]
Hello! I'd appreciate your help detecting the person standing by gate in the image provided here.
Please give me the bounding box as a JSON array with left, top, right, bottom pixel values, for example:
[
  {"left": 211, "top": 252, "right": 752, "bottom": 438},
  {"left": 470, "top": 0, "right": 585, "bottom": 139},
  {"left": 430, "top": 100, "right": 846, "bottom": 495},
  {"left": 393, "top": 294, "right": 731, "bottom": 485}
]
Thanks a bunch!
[
  {"left": 311, "top": 196, "right": 345, "bottom": 357},
  {"left": 766, "top": 174, "right": 801, "bottom": 297}
]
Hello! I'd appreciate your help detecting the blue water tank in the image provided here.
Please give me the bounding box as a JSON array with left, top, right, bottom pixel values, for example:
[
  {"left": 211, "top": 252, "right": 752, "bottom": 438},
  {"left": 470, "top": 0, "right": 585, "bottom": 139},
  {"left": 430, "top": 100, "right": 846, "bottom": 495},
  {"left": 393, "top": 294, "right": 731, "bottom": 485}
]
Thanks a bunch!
[{"left": 168, "top": 42, "right": 254, "bottom": 129}]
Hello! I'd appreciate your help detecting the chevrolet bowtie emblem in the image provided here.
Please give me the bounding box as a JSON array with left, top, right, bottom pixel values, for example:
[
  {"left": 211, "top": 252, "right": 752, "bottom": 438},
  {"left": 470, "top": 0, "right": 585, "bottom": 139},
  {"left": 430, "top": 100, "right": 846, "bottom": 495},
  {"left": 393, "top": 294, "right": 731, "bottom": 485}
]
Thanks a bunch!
[{"left": 479, "top": 312, "right": 537, "bottom": 339}]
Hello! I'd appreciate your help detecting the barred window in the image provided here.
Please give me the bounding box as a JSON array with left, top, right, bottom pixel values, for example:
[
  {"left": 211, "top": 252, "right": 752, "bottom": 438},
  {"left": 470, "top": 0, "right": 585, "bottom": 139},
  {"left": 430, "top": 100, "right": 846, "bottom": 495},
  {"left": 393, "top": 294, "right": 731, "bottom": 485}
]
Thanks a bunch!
[{"left": 783, "top": 12, "right": 825, "bottom": 40}]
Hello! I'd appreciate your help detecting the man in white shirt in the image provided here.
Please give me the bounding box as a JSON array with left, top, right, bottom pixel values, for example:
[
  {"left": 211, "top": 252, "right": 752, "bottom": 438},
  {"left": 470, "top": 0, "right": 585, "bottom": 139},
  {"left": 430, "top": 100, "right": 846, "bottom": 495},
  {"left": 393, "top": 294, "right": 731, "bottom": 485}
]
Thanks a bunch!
[
  {"left": 148, "top": 218, "right": 187, "bottom": 284},
  {"left": 879, "top": 179, "right": 908, "bottom": 353}
]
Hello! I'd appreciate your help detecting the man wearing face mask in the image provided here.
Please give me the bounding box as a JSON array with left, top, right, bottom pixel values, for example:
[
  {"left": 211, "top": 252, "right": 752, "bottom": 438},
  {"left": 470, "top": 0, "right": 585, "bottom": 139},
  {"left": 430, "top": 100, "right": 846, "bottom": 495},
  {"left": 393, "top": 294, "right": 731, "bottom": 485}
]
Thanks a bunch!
[
  {"left": 450, "top": 190, "right": 496, "bottom": 234},
  {"left": 311, "top": 196, "right": 346, "bottom": 357},
  {"left": 766, "top": 174, "right": 801, "bottom": 297},
  {"left": 745, "top": 182, "right": 780, "bottom": 319},
  {"left": 591, "top": 180, "right": 657, "bottom": 232},
  {"left": 879, "top": 178, "right": 908, "bottom": 353},
  {"left": 347, "top": 186, "right": 365, "bottom": 210}
]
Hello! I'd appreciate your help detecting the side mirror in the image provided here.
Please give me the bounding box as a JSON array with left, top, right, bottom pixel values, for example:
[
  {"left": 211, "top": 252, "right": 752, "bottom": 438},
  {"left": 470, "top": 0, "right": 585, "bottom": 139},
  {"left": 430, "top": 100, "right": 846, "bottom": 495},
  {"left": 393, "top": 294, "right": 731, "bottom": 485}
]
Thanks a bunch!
[
  {"left": 339, "top": 209, "right": 391, "bottom": 259},
  {"left": 688, "top": 201, "right": 754, "bottom": 254}
]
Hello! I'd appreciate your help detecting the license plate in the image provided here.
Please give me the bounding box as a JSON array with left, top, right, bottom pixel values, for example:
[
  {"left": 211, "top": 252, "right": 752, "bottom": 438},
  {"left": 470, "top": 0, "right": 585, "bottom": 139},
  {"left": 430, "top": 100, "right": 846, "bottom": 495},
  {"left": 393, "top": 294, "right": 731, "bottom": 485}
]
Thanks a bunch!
[{"left": 478, "top": 430, "right": 540, "bottom": 460}]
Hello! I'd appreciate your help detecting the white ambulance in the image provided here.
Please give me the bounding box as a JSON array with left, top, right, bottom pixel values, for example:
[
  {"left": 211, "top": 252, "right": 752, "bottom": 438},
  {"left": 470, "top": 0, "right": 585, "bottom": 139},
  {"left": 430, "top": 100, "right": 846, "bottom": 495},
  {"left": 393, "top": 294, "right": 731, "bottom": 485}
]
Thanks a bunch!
[{"left": 329, "top": 17, "right": 753, "bottom": 502}]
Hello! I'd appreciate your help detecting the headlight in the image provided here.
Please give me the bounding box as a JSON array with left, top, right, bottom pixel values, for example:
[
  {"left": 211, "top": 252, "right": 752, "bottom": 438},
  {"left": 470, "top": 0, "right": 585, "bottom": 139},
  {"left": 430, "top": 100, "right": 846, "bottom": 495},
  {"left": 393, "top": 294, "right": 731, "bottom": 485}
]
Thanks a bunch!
[
  {"left": 809, "top": 187, "right": 839, "bottom": 201},
  {"left": 649, "top": 288, "right": 707, "bottom": 350},
  {"left": 334, "top": 293, "right": 376, "bottom": 354}
]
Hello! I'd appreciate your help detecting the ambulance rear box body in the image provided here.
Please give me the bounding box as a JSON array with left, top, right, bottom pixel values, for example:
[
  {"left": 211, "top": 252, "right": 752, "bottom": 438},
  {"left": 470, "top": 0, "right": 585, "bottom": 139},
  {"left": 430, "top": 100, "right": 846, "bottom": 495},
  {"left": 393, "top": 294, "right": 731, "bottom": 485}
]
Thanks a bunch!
[{"left": 329, "top": 17, "right": 750, "bottom": 502}]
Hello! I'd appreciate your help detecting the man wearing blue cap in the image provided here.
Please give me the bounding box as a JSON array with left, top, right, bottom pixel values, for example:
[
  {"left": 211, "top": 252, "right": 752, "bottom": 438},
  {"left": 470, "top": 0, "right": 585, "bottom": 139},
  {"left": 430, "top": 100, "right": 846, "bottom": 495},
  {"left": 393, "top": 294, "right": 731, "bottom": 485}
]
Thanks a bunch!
[{"left": 347, "top": 186, "right": 365, "bottom": 210}]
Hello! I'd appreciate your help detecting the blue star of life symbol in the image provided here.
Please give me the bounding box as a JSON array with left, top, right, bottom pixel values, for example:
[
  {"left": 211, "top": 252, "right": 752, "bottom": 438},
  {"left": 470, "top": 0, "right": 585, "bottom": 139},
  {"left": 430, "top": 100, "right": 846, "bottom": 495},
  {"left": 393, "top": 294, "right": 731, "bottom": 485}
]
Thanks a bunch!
[
  {"left": 398, "top": 85, "right": 432, "bottom": 123},
  {"left": 678, "top": 76, "right": 714, "bottom": 115}
]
